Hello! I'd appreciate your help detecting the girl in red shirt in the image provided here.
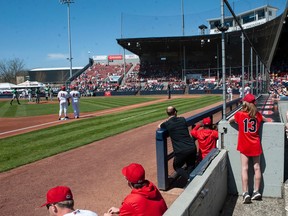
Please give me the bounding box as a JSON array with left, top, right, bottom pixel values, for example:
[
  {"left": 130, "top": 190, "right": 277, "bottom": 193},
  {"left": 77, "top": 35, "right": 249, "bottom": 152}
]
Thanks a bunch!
[{"left": 228, "top": 93, "right": 268, "bottom": 204}]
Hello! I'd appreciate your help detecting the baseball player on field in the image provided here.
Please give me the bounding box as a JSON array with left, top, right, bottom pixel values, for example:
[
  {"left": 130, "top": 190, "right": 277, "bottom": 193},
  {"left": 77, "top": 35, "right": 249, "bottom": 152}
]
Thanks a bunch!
[
  {"left": 69, "top": 85, "right": 81, "bottom": 119},
  {"left": 244, "top": 84, "right": 251, "bottom": 95},
  {"left": 57, "top": 86, "right": 70, "bottom": 120},
  {"left": 44, "top": 86, "right": 50, "bottom": 101},
  {"left": 10, "top": 88, "right": 21, "bottom": 105},
  {"left": 35, "top": 87, "right": 41, "bottom": 104},
  {"left": 227, "top": 85, "right": 233, "bottom": 101}
]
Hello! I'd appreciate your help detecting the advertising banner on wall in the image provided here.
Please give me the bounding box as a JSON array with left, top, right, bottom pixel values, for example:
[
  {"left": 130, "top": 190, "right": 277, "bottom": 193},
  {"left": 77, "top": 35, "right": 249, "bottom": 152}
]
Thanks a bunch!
[
  {"left": 125, "top": 54, "right": 139, "bottom": 60},
  {"left": 108, "top": 55, "right": 123, "bottom": 60},
  {"left": 93, "top": 55, "right": 108, "bottom": 60}
]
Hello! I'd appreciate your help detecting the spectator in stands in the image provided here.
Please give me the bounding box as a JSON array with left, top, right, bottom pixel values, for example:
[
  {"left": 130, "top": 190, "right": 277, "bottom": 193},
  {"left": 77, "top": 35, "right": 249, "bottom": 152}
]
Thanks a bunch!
[
  {"left": 158, "top": 106, "right": 197, "bottom": 182},
  {"left": 104, "top": 163, "right": 167, "bottom": 216},
  {"left": 190, "top": 117, "right": 218, "bottom": 162},
  {"left": 228, "top": 93, "right": 268, "bottom": 204},
  {"left": 41, "top": 185, "right": 98, "bottom": 216}
]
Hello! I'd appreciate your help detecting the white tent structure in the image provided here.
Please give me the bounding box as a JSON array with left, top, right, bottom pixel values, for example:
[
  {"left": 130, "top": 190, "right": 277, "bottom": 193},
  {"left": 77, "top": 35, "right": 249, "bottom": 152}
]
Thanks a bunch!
[
  {"left": 17, "top": 80, "right": 45, "bottom": 88},
  {"left": 0, "top": 82, "right": 18, "bottom": 89}
]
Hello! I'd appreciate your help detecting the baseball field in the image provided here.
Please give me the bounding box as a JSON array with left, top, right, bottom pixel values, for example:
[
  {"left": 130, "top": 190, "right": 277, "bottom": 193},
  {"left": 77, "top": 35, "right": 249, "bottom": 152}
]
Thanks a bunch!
[{"left": 0, "top": 94, "right": 222, "bottom": 215}]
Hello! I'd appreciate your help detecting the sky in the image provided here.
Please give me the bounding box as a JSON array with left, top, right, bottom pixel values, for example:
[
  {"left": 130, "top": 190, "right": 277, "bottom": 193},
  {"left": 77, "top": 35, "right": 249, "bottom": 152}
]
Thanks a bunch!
[{"left": 0, "top": 0, "right": 286, "bottom": 70}]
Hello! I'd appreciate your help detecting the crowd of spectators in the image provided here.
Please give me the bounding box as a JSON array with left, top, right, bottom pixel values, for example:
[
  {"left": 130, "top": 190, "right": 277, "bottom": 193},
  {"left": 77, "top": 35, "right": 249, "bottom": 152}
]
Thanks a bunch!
[
  {"left": 57, "top": 60, "right": 288, "bottom": 96},
  {"left": 69, "top": 63, "right": 134, "bottom": 95}
]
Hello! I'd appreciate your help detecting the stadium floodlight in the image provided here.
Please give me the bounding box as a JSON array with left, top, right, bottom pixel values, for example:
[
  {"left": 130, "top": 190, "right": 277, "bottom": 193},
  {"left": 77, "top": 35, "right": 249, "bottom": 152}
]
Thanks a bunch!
[
  {"left": 181, "top": 0, "right": 185, "bottom": 36},
  {"left": 198, "top": 24, "right": 207, "bottom": 35},
  {"left": 60, "top": 0, "right": 74, "bottom": 79}
]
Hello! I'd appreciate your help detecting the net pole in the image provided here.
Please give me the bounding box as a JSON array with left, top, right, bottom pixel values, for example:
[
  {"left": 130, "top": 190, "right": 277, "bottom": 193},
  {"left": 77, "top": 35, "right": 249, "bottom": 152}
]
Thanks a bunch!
[{"left": 221, "top": 0, "right": 227, "bottom": 120}]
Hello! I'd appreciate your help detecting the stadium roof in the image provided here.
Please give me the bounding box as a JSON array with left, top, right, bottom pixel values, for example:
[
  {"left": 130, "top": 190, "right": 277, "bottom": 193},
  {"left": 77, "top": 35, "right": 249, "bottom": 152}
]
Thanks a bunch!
[
  {"left": 30, "top": 67, "right": 83, "bottom": 71},
  {"left": 117, "top": 8, "right": 288, "bottom": 71}
]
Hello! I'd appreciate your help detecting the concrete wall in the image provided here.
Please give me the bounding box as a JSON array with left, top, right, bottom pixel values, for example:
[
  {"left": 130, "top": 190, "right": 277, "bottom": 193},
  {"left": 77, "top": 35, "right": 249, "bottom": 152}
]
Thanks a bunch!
[
  {"left": 164, "top": 150, "right": 228, "bottom": 216},
  {"left": 278, "top": 101, "right": 288, "bottom": 124},
  {"left": 218, "top": 120, "right": 285, "bottom": 197},
  {"left": 162, "top": 99, "right": 286, "bottom": 215},
  {"left": 164, "top": 121, "right": 285, "bottom": 216}
]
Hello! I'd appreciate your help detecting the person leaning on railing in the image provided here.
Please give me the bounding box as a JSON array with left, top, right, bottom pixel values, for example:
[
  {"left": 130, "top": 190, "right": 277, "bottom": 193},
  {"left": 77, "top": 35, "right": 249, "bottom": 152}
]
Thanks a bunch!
[
  {"left": 158, "top": 106, "right": 197, "bottom": 183},
  {"left": 190, "top": 117, "right": 218, "bottom": 163}
]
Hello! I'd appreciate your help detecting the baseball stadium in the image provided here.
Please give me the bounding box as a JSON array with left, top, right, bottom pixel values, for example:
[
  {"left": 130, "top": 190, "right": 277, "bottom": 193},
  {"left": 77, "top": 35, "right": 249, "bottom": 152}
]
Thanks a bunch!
[{"left": 1, "top": 0, "right": 288, "bottom": 215}]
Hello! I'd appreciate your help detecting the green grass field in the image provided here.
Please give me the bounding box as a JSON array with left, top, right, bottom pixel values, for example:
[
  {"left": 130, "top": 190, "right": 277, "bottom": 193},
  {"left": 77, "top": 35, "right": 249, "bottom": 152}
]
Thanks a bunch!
[
  {"left": 0, "top": 96, "right": 158, "bottom": 117},
  {"left": 0, "top": 95, "right": 221, "bottom": 172}
]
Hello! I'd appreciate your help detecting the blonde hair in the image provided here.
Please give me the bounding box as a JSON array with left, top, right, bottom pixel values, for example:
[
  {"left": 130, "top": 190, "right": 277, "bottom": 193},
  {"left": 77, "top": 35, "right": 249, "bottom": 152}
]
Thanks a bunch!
[{"left": 242, "top": 101, "right": 258, "bottom": 118}]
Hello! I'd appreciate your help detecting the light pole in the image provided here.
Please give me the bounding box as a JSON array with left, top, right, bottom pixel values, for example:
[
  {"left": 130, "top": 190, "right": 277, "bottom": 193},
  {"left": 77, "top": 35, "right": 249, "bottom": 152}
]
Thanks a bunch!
[
  {"left": 60, "top": 0, "right": 74, "bottom": 79},
  {"left": 181, "top": 0, "right": 185, "bottom": 36},
  {"left": 217, "top": 0, "right": 229, "bottom": 120}
]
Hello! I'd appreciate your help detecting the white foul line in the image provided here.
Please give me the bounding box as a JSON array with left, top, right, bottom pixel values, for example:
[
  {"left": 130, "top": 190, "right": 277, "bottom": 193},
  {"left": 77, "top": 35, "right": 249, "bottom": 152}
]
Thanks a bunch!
[
  {"left": 0, "top": 120, "right": 60, "bottom": 135},
  {"left": 0, "top": 113, "right": 94, "bottom": 136}
]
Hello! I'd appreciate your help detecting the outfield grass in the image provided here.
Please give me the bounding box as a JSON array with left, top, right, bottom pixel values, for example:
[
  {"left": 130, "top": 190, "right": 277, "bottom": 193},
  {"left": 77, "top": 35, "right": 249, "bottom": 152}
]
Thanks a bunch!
[
  {"left": 0, "top": 96, "right": 158, "bottom": 117},
  {"left": 0, "top": 95, "right": 222, "bottom": 172}
]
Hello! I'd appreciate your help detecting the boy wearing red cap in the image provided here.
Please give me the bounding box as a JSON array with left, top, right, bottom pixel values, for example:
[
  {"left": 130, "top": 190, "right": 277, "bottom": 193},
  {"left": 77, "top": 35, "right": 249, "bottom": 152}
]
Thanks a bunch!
[
  {"left": 104, "top": 163, "right": 167, "bottom": 216},
  {"left": 41, "top": 186, "right": 98, "bottom": 216},
  {"left": 228, "top": 93, "right": 268, "bottom": 204},
  {"left": 190, "top": 117, "right": 218, "bottom": 161}
]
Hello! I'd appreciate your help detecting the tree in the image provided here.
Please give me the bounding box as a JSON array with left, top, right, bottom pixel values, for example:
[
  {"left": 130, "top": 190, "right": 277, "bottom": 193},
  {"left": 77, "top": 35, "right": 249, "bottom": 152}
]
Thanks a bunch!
[{"left": 0, "top": 58, "right": 27, "bottom": 83}]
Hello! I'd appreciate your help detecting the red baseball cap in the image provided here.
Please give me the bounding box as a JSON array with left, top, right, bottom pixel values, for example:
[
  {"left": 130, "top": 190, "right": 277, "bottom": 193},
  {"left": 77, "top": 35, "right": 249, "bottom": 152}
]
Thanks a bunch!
[
  {"left": 122, "top": 163, "right": 145, "bottom": 184},
  {"left": 203, "top": 117, "right": 212, "bottom": 125},
  {"left": 243, "top": 93, "right": 256, "bottom": 103},
  {"left": 41, "top": 186, "right": 73, "bottom": 207}
]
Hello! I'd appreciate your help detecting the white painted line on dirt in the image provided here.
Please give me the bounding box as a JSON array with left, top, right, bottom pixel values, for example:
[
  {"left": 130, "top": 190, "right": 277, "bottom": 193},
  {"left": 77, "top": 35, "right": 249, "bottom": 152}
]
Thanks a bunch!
[
  {"left": 0, "top": 113, "right": 94, "bottom": 136},
  {"left": 0, "top": 121, "right": 60, "bottom": 135},
  {"left": 120, "top": 110, "right": 158, "bottom": 121}
]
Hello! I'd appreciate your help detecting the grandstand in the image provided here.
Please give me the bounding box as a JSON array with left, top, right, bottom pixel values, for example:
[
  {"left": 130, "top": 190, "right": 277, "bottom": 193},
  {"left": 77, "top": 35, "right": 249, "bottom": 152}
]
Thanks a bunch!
[
  {"left": 70, "top": 4, "right": 288, "bottom": 96},
  {"left": 26, "top": 4, "right": 288, "bottom": 97},
  {"left": 117, "top": 4, "right": 288, "bottom": 88}
]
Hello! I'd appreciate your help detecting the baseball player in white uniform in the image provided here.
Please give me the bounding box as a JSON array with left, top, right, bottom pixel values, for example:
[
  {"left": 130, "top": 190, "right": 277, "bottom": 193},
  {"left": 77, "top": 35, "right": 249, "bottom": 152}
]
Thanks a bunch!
[
  {"left": 57, "top": 86, "right": 70, "bottom": 120},
  {"left": 239, "top": 86, "right": 243, "bottom": 98},
  {"left": 70, "top": 86, "right": 81, "bottom": 119},
  {"left": 244, "top": 84, "right": 251, "bottom": 95},
  {"left": 227, "top": 85, "right": 233, "bottom": 101}
]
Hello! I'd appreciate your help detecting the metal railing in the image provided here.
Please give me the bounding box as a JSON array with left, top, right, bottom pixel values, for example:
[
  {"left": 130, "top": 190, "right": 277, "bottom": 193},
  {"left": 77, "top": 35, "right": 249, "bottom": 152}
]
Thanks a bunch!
[{"left": 155, "top": 98, "right": 241, "bottom": 190}]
